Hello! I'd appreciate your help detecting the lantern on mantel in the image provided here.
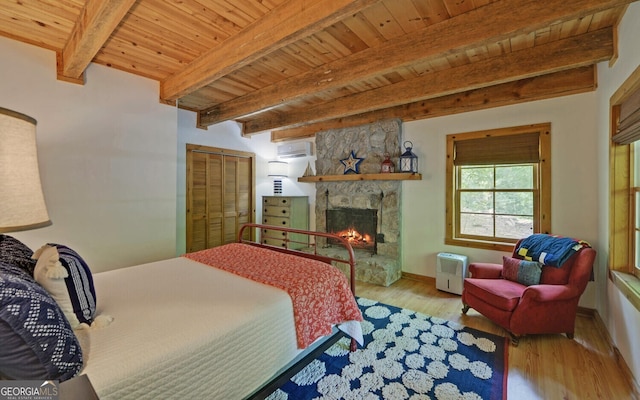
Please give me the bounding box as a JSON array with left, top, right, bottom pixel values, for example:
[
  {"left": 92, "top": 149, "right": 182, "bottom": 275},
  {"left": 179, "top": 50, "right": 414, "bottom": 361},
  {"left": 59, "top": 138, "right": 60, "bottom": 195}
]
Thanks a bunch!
[
  {"left": 399, "top": 141, "right": 418, "bottom": 173},
  {"left": 380, "top": 153, "right": 394, "bottom": 173}
]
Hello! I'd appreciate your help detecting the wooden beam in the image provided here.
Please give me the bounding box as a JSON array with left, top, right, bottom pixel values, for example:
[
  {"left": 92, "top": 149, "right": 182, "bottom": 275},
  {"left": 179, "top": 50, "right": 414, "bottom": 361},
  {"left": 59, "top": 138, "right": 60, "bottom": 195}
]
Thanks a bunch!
[
  {"left": 243, "top": 28, "right": 613, "bottom": 134},
  {"left": 59, "top": 0, "right": 136, "bottom": 81},
  {"left": 200, "top": 0, "right": 633, "bottom": 126},
  {"left": 160, "top": 0, "right": 381, "bottom": 102},
  {"left": 270, "top": 66, "right": 597, "bottom": 141}
]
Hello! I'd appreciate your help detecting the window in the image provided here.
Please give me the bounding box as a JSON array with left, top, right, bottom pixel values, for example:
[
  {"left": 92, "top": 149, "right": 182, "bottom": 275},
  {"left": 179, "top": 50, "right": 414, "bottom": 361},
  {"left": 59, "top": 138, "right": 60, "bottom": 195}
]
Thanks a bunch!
[
  {"left": 610, "top": 64, "right": 640, "bottom": 279},
  {"left": 446, "top": 124, "right": 551, "bottom": 251},
  {"left": 633, "top": 144, "right": 640, "bottom": 277}
]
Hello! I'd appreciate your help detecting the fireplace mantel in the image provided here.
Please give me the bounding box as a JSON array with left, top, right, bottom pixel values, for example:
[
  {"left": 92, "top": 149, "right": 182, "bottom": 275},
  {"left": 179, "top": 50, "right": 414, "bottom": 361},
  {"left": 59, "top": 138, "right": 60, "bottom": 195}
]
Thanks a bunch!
[{"left": 298, "top": 172, "right": 421, "bottom": 183}]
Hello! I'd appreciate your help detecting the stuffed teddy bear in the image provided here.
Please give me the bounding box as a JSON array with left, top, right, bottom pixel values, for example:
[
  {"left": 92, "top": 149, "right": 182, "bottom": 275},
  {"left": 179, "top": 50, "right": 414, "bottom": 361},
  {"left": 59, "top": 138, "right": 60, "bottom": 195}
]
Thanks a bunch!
[{"left": 33, "top": 244, "right": 112, "bottom": 330}]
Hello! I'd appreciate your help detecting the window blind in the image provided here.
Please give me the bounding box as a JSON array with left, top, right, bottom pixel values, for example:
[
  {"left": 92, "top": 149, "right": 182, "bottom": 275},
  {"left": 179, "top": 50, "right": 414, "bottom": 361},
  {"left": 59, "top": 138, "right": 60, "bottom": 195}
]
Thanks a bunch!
[
  {"left": 612, "top": 86, "right": 640, "bottom": 144},
  {"left": 453, "top": 132, "right": 540, "bottom": 165}
]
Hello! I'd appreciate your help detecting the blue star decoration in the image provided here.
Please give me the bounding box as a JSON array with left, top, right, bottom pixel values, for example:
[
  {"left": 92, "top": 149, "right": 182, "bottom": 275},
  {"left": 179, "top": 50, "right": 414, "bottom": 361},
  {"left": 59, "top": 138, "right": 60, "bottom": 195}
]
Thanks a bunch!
[{"left": 340, "top": 150, "right": 364, "bottom": 174}]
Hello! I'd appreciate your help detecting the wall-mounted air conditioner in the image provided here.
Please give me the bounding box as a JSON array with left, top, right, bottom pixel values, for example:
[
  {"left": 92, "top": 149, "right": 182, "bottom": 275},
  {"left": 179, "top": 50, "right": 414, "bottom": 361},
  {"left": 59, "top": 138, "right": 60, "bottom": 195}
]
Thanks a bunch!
[
  {"left": 435, "top": 252, "right": 469, "bottom": 295},
  {"left": 277, "top": 142, "right": 313, "bottom": 158}
]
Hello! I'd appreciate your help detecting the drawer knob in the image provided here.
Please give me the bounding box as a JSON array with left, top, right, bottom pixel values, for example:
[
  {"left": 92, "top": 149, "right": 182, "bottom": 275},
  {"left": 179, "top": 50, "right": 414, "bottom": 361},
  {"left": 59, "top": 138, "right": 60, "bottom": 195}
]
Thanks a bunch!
[{"left": 282, "top": 210, "right": 286, "bottom": 214}]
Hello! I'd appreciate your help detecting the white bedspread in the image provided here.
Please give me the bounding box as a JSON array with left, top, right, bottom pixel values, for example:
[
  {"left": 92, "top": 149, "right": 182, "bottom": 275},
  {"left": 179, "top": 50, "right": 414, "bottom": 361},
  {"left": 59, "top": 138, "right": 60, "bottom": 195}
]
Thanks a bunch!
[{"left": 77, "top": 257, "right": 301, "bottom": 399}]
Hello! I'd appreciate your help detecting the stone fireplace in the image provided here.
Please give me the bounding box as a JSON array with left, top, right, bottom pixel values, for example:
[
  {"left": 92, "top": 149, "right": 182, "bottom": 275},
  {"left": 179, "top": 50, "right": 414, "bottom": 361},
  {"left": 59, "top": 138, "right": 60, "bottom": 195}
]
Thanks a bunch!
[{"left": 314, "top": 119, "right": 402, "bottom": 286}]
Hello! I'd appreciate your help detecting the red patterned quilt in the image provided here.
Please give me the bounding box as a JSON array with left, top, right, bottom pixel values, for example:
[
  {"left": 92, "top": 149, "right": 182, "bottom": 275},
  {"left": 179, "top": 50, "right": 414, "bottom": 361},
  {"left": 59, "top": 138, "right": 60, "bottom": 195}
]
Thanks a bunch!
[{"left": 183, "top": 243, "right": 363, "bottom": 348}]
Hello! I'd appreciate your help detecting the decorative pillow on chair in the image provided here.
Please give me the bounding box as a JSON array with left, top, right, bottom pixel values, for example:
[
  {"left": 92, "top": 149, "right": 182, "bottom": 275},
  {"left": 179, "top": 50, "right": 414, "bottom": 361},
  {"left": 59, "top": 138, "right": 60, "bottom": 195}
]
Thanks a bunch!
[
  {"left": 33, "top": 244, "right": 97, "bottom": 329},
  {"left": 0, "top": 262, "right": 83, "bottom": 381},
  {"left": 502, "top": 256, "right": 543, "bottom": 286},
  {"left": 0, "top": 234, "right": 36, "bottom": 275}
]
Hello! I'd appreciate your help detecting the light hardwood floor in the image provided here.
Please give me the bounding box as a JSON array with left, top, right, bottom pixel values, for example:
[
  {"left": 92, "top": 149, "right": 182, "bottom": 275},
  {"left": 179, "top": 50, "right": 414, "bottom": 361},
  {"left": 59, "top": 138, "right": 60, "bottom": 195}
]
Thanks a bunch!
[{"left": 355, "top": 277, "right": 636, "bottom": 400}]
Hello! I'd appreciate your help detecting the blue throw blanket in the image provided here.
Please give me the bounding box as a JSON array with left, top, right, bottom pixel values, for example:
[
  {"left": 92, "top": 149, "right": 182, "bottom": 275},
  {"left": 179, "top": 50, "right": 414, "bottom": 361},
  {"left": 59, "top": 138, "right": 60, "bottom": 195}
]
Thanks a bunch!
[{"left": 516, "top": 234, "right": 590, "bottom": 267}]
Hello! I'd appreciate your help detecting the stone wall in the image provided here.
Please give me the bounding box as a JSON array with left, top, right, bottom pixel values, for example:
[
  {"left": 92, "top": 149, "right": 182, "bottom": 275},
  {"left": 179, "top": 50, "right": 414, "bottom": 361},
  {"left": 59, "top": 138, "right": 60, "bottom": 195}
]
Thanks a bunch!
[{"left": 314, "top": 119, "right": 402, "bottom": 286}]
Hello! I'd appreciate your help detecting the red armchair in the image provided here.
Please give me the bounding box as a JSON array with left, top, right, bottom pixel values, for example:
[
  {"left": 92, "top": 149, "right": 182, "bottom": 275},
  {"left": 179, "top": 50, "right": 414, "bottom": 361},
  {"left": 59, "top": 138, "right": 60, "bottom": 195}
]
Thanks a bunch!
[{"left": 461, "top": 238, "right": 596, "bottom": 345}]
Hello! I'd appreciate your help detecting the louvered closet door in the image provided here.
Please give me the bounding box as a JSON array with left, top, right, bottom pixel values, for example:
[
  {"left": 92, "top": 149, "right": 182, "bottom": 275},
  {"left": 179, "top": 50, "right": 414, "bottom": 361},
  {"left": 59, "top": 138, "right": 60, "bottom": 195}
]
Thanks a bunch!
[{"left": 186, "top": 145, "right": 255, "bottom": 253}]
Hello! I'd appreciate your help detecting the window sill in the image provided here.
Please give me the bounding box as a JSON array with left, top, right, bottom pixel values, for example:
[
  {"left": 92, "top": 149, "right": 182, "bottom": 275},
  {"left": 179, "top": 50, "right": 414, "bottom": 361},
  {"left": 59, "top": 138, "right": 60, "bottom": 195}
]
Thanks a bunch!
[
  {"left": 610, "top": 270, "right": 640, "bottom": 312},
  {"left": 445, "top": 238, "right": 513, "bottom": 252}
]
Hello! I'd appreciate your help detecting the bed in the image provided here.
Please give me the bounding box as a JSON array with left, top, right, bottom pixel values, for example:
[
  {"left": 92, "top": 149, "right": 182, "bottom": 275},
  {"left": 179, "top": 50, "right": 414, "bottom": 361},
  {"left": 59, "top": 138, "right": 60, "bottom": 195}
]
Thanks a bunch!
[{"left": 54, "top": 224, "right": 361, "bottom": 399}]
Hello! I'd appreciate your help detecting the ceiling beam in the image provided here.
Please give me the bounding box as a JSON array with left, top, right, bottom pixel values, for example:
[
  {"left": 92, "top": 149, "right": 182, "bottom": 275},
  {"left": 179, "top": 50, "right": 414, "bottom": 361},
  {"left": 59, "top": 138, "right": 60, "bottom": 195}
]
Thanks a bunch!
[
  {"left": 58, "top": 0, "right": 136, "bottom": 82},
  {"left": 199, "top": 0, "right": 632, "bottom": 126},
  {"left": 270, "top": 66, "right": 597, "bottom": 142},
  {"left": 160, "top": 0, "right": 381, "bottom": 102},
  {"left": 242, "top": 27, "right": 613, "bottom": 135}
]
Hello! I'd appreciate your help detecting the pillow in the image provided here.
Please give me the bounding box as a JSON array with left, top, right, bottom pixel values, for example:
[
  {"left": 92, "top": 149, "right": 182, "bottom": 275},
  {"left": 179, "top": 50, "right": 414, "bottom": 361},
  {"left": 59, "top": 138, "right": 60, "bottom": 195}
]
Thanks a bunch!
[
  {"left": 502, "top": 256, "right": 543, "bottom": 286},
  {"left": 33, "top": 244, "right": 97, "bottom": 329},
  {"left": 0, "top": 234, "right": 36, "bottom": 275},
  {"left": 0, "top": 262, "right": 83, "bottom": 381}
]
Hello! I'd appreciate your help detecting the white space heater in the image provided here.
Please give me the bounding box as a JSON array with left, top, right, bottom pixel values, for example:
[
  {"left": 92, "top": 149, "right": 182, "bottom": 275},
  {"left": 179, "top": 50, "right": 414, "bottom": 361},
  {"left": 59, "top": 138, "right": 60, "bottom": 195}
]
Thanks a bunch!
[{"left": 436, "top": 252, "right": 469, "bottom": 295}]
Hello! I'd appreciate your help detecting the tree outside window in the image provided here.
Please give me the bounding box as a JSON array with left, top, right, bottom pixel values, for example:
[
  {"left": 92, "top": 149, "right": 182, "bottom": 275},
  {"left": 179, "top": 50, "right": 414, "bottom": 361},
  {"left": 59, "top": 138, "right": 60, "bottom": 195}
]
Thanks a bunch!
[{"left": 446, "top": 124, "right": 551, "bottom": 252}]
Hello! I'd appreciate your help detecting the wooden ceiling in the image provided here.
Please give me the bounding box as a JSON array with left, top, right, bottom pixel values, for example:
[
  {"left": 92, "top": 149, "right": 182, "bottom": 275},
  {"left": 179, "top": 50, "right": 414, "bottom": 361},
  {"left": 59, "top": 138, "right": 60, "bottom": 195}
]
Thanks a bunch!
[{"left": 0, "top": 0, "right": 635, "bottom": 141}]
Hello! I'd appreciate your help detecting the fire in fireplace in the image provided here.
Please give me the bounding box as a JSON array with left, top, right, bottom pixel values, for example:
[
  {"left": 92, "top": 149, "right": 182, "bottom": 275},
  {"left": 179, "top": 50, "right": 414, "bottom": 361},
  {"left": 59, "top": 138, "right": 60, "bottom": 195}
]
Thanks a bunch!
[{"left": 326, "top": 208, "right": 378, "bottom": 253}]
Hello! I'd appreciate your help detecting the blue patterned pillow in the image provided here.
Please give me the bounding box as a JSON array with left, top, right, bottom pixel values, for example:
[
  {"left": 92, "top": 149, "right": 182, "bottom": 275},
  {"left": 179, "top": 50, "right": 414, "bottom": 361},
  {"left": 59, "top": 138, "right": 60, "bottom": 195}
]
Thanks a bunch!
[
  {"left": 33, "top": 244, "right": 96, "bottom": 328},
  {"left": 0, "top": 262, "right": 83, "bottom": 381},
  {"left": 0, "top": 234, "right": 36, "bottom": 275},
  {"left": 502, "top": 256, "right": 543, "bottom": 286}
]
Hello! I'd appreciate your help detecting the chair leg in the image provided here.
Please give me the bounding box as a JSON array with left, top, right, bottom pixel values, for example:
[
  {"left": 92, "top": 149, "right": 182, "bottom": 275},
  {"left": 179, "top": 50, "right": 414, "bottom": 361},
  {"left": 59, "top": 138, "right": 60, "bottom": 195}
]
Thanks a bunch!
[
  {"left": 461, "top": 304, "right": 470, "bottom": 314},
  {"left": 509, "top": 333, "right": 520, "bottom": 346}
]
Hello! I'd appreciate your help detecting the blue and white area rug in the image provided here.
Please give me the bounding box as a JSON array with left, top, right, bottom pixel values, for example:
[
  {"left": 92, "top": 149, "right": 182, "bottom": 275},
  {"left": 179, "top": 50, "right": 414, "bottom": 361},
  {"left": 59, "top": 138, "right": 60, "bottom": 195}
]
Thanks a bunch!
[{"left": 267, "top": 298, "right": 508, "bottom": 400}]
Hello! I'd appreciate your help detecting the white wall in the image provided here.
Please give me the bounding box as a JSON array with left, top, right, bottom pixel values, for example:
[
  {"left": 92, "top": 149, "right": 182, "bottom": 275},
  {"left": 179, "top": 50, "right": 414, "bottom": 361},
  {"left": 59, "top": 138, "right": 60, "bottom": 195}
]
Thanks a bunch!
[
  {"left": 0, "top": 37, "right": 178, "bottom": 273},
  {"left": 596, "top": 2, "right": 640, "bottom": 383},
  {"left": 175, "top": 110, "right": 315, "bottom": 255},
  {"left": 400, "top": 92, "right": 600, "bottom": 307}
]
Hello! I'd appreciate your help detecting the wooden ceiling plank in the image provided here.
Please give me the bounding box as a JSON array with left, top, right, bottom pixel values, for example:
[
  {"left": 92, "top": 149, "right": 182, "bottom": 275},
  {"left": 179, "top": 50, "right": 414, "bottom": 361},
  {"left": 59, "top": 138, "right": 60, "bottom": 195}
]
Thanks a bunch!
[
  {"left": 509, "top": 31, "right": 536, "bottom": 52},
  {"left": 140, "top": 0, "right": 238, "bottom": 44},
  {"left": 262, "top": 48, "right": 311, "bottom": 77},
  {"left": 122, "top": 12, "right": 213, "bottom": 55},
  {"left": 0, "top": 14, "right": 71, "bottom": 51},
  {"left": 199, "top": 0, "right": 632, "bottom": 126},
  {"left": 340, "top": 11, "right": 388, "bottom": 48},
  {"left": 99, "top": 36, "right": 187, "bottom": 71},
  {"left": 130, "top": 2, "right": 222, "bottom": 46},
  {"left": 270, "top": 66, "right": 597, "bottom": 141},
  {"left": 169, "top": 0, "right": 245, "bottom": 36},
  {"left": 204, "top": 0, "right": 260, "bottom": 27},
  {"left": 111, "top": 21, "right": 203, "bottom": 62},
  {"left": 442, "top": 0, "right": 476, "bottom": 17},
  {"left": 242, "top": 27, "right": 613, "bottom": 134},
  {"left": 323, "top": 20, "right": 373, "bottom": 53},
  {"left": 160, "top": 0, "right": 382, "bottom": 102},
  {"left": 0, "top": 2, "right": 77, "bottom": 32},
  {"left": 94, "top": 45, "right": 176, "bottom": 81},
  {"left": 60, "top": 0, "right": 136, "bottom": 80},
  {"left": 409, "top": 0, "right": 451, "bottom": 26},
  {"left": 361, "top": 2, "right": 406, "bottom": 40},
  {"left": 310, "top": 30, "right": 354, "bottom": 58},
  {"left": 383, "top": 0, "right": 426, "bottom": 34}
]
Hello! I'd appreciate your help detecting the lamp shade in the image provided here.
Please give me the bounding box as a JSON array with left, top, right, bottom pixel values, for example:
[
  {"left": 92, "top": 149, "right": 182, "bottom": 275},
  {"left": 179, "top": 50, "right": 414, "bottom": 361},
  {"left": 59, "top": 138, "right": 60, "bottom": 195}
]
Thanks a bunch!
[
  {"left": 0, "top": 107, "right": 51, "bottom": 232},
  {"left": 267, "top": 160, "right": 288, "bottom": 177}
]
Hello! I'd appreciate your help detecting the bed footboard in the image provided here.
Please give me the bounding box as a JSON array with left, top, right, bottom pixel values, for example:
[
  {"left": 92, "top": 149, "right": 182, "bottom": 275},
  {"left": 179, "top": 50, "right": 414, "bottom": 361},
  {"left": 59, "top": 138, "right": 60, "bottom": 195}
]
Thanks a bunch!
[{"left": 238, "top": 223, "right": 358, "bottom": 352}]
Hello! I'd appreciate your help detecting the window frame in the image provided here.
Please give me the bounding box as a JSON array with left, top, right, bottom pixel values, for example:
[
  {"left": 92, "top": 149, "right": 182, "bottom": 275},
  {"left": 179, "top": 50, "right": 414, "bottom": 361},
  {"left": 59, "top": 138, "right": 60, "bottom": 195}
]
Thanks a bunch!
[
  {"left": 610, "top": 64, "right": 640, "bottom": 280},
  {"left": 446, "top": 123, "right": 551, "bottom": 252}
]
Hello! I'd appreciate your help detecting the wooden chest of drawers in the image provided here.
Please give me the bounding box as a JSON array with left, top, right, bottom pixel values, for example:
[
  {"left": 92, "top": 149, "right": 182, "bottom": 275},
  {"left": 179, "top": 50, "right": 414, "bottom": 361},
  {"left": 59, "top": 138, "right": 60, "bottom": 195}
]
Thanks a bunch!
[{"left": 262, "top": 196, "right": 309, "bottom": 249}]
